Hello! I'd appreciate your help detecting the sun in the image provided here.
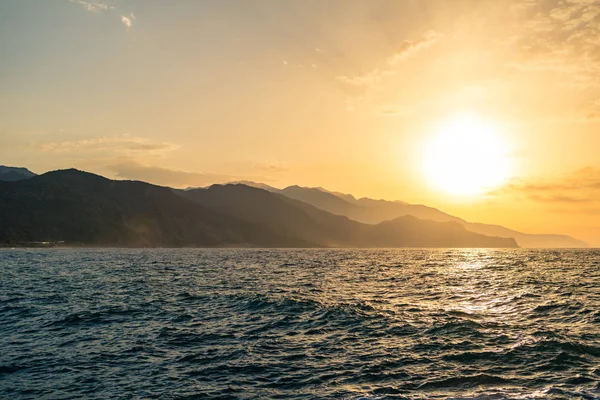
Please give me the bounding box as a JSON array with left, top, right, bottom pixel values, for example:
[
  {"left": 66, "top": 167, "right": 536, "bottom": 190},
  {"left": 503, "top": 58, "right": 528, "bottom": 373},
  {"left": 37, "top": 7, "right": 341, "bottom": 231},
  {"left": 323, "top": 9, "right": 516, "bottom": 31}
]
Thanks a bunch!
[{"left": 422, "top": 114, "right": 511, "bottom": 197}]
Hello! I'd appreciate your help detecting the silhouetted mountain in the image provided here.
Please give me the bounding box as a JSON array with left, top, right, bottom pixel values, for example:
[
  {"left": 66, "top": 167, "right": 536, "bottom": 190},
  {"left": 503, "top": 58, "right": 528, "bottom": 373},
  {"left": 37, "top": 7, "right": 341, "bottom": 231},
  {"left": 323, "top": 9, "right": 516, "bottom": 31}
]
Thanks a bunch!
[
  {"left": 279, "top": 185, "right": 363, "bottom": 218},
  {"left": 226, "top": 181, "right": 280, "bottom": 192},
  {"left": 367, "top": 216, "right": 517, "bottom": 248},
  {"left": 184, "top": 181, "right": 279, "bottom": 192},
  {"left": 0, "top": 166, "right": 36, "bottom": 182},
  {"left": 463, "top": 222, "right": 588, "bottom": 248},
  {"left": 279, "top": 185, "right": 463, "bottom": 224},
  {"left": 274, "top": 185, "right": 586, "bottom": 248},
  {"left": 0, "top": 169, "right": 306, "bottom": 247},
  {"left": 181, "top": 184, "right": 517, "bottom": 248},
  {"left": 0, "top": 168, "right": 521, "bottom": 248},
  {"left": 181, "top": 184, "right": 365, "bottom": 246}
]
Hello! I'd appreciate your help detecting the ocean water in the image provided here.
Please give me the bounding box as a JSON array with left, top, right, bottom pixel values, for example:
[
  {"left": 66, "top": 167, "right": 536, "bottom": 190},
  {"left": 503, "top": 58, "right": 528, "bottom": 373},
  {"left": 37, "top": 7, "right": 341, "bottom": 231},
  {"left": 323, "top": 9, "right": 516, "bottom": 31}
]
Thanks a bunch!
[{"left": 1, "top": 249, "right": 599, "bottom": 400}]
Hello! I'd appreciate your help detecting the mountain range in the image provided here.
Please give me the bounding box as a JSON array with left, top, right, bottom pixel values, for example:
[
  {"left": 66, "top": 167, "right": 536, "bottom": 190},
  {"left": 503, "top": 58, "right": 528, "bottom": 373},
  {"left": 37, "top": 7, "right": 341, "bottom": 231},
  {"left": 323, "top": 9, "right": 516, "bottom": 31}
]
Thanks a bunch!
[
  {"left": 235, "top": 181, "right": 587, "bottom": 248},
  {"left": 180, "top": 184, "right": 516, "bottom": 248},
  {"left": 0, "top": 168, "right": 519, "bottom": 248},
  {"left": 0, "top": 169, "right": 306, "bottom": 247}
]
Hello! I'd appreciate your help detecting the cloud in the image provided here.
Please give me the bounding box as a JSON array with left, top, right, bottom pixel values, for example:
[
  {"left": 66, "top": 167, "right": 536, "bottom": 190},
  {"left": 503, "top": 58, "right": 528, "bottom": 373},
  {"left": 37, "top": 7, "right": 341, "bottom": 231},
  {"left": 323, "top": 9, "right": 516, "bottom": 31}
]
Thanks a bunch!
[
  {"left": 107, "top": 160, "right": 235, "bottom": 187},
  {"left": 106, "top": 160, "right": 274, "bottom": 188},
  {"left": 495, "top": 167, "right": 600, "bottom": 204},
  {"left": 32, "top": 135, "right": 178, "bottom": 156},
  {"left": 337, "top": 30, "right": 443, "bottom": 87},
  {"left": 387, "top": 30, "right": 444, "bottom": 65},
  {"left": 507, "top": 0, "right": 600, "bottom": 86},
  {"left": 337, "top": 69, "right": 393, "bottom": 87},
  {"left": 70, "top": 0, "right": 111, "bottom": 12},
  {"left": 581, "top": 99, "right": 600, "bottom": 120},
  {"left": 121, "top": 15, "right": 132, "bottom": 28},
  {"left": 70, "top": 0, "right": 136, "bottom": 28},
  {"left": 252, "top": 161, "right": 288, "bottom": 173}
]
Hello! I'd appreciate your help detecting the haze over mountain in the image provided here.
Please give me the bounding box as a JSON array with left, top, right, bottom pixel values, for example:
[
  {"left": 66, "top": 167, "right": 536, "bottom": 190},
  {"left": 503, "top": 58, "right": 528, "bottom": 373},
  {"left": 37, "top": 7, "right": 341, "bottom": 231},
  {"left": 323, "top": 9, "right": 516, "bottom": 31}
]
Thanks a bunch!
[
  {"left": 232, "top": 181, "right": 587, "bottom": 248},
  {"left": 0, "top": 166, "right": 584, "bottom": 248},
  {"left": 0, "top": 166, "right": 36, "bottom": 182},
  {"left": 0, "top": 169, "right": 305, "bottom": 247},
  {"left": 181, "top": 184, "right": 516, "bottom": 248},
  {"left": 0, "top": 169, "right": 516, "bottom": 248}
]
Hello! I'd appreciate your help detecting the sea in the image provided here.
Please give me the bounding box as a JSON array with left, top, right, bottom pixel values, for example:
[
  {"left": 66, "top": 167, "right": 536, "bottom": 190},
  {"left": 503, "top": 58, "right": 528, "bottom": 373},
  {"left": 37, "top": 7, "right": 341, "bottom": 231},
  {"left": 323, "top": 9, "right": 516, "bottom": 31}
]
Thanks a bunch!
[{"left": 1, "top": 248, "right": 599, "bottom": 400}]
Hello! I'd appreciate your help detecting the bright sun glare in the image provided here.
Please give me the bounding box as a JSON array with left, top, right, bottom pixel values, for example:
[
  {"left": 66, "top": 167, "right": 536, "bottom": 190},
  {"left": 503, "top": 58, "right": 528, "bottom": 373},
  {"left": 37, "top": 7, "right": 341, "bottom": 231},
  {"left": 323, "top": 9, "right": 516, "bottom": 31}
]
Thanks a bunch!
[{"left": 423, "top": 114, "right": 511, "bottom": 197}]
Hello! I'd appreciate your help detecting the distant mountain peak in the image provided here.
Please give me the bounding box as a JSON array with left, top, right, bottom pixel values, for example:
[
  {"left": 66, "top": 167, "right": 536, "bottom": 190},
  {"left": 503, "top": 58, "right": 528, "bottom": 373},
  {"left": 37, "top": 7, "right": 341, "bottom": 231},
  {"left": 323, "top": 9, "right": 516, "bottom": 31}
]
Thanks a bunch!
[
  {"left": 0, "top": 165, "right": 35, "bottom": 173},
  {"left": 273, "top": 183, "right": 585, "bottom": 248},
  {"left": 226, "top": 181, "right": 280, "bottom": 192},
  {"left": 48, "top": 168, "right": 87, "bottom": 175},
  {"left": 0, "top": 165, "right": 37, "bottom": 182},
  {"left": 37, "top": 168, "right": 110, "bottom": 181}
]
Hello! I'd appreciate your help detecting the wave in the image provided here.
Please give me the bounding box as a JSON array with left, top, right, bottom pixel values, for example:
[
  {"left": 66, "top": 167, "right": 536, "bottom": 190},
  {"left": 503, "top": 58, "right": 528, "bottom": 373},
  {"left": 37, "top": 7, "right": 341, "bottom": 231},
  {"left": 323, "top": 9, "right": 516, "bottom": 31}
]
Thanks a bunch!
[
  {"left": 418, "top": 373, "right": 514, "bottom": 389},
  {"left": 2, "top": 248, "right": 599, "bottom": 399},
  {"left": 44, "top": 307, "right": 145, "bottom": 327}
]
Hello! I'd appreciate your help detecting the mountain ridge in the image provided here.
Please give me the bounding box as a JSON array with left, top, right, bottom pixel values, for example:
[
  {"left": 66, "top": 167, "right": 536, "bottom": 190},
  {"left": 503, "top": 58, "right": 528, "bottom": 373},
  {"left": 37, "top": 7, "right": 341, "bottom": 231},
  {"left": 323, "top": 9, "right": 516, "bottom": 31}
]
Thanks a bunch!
[
  {"left": 0, "top": 169, "right": 307, "bottom": 247},
  {"left": 0, "top": 169, "right": 517, "bottom": 248},
  {"left": 0, "top": 167, "right": 582, "bottom": 248},
  {"left": 0, "top": 165, "right": 36, "bottom": 182},
  {"left": 232, "top": 181, "right": 585, "bottom": 248},
  {"left": 180, "top": 183, "right": 517, "bottom": 248}
]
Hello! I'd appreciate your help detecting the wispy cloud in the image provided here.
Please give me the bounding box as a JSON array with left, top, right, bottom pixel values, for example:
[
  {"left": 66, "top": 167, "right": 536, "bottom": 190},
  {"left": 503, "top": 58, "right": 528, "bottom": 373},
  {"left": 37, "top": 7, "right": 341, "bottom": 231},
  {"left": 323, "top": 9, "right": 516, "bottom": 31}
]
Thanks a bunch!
[
  {"left": 386, "top": 30, "right": 444, "bottom": 65},
  {"left": 581, "top": 99, "right": 600, "bottom": 120},
  {"left": 121, "top": 12, "right": 135, "bottom": 28},
  {"left": 494, "top": 167, "right": 600, "bottom": 204},
  {"left": 32, "top": 135, "right": 178, "bottom": 156},
  {"left": 107, "top": 160, "right": 235, "bottom": 187},
  {"left": 70, "top": 0, "right": 111, "bottom": 12},
  {"left": 252, "top": 161, "right": 288, "bottom": 173},
  {"left": 106, "top": 160, "right": 273, "bottom": 188},
  {"left": 121, "top": 15, "right": 132, "bottom": 28},
  {"left": 337, "top": 30, "right": 443, "bottom": 87},
  {"left": 507, "top": 0, "right": 600, "bottom": 86},
  {"left": 69, "top": 0, "right": 136, "bottom": 29}
]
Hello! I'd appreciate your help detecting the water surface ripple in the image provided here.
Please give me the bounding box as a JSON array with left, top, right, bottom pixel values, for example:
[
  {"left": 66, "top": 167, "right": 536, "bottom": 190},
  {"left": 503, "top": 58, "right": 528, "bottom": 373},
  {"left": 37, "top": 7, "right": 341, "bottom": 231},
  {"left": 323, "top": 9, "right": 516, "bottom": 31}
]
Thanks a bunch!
[{"left": 1, "top": 249, "right": 599, "bottom": 399}]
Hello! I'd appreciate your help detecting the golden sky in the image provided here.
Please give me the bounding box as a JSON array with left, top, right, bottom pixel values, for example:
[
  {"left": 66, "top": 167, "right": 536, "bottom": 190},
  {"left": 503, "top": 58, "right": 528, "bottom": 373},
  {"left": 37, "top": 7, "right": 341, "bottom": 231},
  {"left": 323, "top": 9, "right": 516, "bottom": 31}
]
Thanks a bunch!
[{"left": 1, "top": 0, "right": 599, "bottom": 245}]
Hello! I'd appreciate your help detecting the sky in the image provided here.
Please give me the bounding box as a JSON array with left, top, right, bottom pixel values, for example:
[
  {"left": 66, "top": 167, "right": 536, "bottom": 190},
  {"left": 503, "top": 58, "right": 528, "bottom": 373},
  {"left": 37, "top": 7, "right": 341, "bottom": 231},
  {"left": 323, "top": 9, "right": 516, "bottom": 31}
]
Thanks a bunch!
[{"left": 1, "top": 0, "right": 599, "bottom": 245}]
